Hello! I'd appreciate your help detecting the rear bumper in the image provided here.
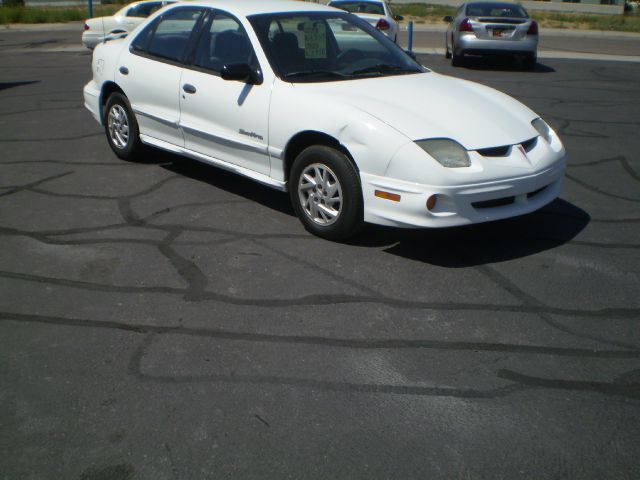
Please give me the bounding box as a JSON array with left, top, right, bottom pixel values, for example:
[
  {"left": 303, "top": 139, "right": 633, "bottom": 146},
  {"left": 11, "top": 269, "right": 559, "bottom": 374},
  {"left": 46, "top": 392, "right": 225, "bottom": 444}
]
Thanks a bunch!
[
  {"left": 360, "top": 160, "right": 565, "bottom": 228},
  {"left": 83, "top": 80, "right": 102, "bottom": 125},
  {"left": 82, "top": 32, "right": 103, "bottom": 50},
  {"left": 456, "top": 33, "right": 538, "bottom": 56}
]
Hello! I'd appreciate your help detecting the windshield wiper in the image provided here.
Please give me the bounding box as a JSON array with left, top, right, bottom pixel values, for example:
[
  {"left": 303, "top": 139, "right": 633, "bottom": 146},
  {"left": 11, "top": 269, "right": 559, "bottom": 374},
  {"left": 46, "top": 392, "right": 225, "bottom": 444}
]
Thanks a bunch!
[
  {"left": 349, "top": 64, "right": 421, "bottom": 76},
  {"left": 282, "top": 70, "right": 349, "bottom": 80}
]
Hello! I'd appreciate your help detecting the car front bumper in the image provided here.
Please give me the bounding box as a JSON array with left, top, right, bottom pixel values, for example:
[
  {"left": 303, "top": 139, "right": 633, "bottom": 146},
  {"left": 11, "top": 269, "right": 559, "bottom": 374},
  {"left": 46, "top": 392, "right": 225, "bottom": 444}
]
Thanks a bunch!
[{"left": 360, "top": 160, "right": 565, "bottom": 228}]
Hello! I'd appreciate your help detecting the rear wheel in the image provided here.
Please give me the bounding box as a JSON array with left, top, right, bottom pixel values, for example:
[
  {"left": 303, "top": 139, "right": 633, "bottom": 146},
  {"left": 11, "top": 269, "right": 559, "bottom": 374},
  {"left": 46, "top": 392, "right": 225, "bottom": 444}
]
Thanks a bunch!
[
  {"left": 523, "top": 53, "right": 537, "bottom": 71},
  {"left": 104, "top": 92, "right": 143, "bottom": 161},
  {"left": 290, "top": 146, "right": 363, "bottom": 241},
  {"left": 451, "top": 41, "right": 463, "bottom": 66}
]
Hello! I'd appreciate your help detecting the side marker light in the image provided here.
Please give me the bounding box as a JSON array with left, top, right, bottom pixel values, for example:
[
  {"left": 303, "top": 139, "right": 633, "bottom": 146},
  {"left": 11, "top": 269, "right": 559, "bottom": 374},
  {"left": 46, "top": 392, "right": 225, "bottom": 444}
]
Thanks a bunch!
[{"left": 375, "top": 190, "right": 401, "bottom": 202}]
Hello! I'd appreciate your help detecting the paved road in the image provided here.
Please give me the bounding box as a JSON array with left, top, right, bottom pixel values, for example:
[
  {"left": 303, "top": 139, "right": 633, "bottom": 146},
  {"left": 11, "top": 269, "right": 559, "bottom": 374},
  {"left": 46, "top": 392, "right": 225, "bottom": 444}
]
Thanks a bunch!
[{"left": 1, "top": 29, "right": 639, "bottom": 480}]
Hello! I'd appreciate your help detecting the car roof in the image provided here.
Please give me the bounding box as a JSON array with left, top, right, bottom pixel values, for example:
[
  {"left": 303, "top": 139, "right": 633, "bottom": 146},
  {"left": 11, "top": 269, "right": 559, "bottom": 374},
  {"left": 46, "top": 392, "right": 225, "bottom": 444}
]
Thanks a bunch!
[{"left": 172, "top": 0, "right": 336, "bottom": 16}]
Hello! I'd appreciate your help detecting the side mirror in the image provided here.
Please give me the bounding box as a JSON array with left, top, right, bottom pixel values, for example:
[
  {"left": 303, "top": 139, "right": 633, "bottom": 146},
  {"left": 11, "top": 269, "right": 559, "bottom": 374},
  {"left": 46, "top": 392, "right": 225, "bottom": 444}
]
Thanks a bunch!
[
  {"left": 443, "top": 15, "right": 453, "bottom": 22},
  {"left": 221, "top": 63, "right": 262, "bottom": 85},
  {"left": 394, "top": 15, "right": 404, "bottom": 21}
]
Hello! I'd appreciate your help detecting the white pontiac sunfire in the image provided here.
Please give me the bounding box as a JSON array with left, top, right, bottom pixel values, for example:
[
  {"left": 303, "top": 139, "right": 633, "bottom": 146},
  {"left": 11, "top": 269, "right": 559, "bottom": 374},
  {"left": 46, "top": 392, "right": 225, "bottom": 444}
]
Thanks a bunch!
[{"left": 83, "top": 0, "right": 566, "bottom": 240}]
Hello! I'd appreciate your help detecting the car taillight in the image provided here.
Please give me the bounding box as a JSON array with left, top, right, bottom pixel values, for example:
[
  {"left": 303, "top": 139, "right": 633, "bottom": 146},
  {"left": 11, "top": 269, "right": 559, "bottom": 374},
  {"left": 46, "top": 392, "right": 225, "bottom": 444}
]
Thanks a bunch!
[
  {"left": 459, "top": 18, "right": 473, "bottom": 32},
  {"left": 84, "top": 23, "right": 90, "bottom": 31},
  {"left": 376, "top": 19, "right": 390, "bottom": 30},
  {"left": 527, "top": 20, "right": 538, "bottom": 35}
]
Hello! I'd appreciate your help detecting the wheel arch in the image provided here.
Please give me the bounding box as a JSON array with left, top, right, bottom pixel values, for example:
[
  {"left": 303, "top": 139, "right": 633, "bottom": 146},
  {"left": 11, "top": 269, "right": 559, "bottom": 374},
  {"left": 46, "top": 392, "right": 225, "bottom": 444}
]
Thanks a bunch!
[
  {"left": 99, "top": 81, "right": 126, "bottom": 124},
  {"left": 283, "top": 130, "right": 358, "bottom": 187}
]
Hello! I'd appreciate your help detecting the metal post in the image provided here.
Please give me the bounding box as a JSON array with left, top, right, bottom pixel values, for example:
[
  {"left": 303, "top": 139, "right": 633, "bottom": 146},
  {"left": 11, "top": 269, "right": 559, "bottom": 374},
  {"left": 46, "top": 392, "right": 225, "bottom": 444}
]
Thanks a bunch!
[
  {"left": 88, "top": 0, "right": 93, "bottom": 19},
  {"left": 407, "top": 20, "right": 413, "bottom": 52}
]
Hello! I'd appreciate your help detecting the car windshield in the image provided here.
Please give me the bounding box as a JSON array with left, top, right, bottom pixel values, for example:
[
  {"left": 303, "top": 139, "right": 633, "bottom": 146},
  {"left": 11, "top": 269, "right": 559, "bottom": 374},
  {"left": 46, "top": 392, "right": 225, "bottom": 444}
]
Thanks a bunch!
[
  {"left": 248, "top": 12, "right": 424, "bottom": 83},
  {"left": 465, "top": 3, "right": 528, "bottom": 17},
  {"left": 329, "top": 1, "right": 385, "bottom": 15}
]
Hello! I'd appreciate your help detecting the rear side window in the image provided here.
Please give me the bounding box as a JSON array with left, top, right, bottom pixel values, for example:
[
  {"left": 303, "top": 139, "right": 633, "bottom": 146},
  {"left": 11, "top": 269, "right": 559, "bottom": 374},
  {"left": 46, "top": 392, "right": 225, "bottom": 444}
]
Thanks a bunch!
[
  {"left": 131, "top": 7, "right": 203, "bottom": 62},
  {"left": 126, "top": 2, "right": 162, "bottom": 18},
  {"left": 466, "top": 3, "right": 528, "bottom": 17}
]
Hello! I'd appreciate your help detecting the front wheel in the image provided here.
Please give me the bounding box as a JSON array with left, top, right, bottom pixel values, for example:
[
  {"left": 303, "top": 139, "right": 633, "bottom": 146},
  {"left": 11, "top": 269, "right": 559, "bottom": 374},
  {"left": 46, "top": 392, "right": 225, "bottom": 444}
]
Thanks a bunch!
[
  {"left": 290, "top": 146, "right": 364, "bottom": 241},
  {"left": 104, "top": 92, "right": 143, "bottom": 161}
]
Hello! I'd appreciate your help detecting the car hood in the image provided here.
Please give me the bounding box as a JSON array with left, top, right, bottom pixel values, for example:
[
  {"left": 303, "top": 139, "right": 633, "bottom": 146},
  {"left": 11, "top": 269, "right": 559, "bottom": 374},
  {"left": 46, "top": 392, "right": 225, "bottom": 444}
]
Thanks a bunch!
[{"left": 294, "top": 72, "right": 538, "bottom": 150}]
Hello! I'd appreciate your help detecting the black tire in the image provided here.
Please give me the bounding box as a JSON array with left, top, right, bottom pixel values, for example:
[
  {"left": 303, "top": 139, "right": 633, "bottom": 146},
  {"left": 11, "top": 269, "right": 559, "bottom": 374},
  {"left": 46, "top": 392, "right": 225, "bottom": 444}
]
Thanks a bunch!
[
  {"left": 451, "top": 41, "right": 463, "bottom": 67},
  {"left": 523, "top": 53, "right": 537, "bottom": 71},
  {"left": 289, "top": 145, "right": 364, "bottom": 241},
  {"left": 104, "top": 92, "right": 143, "bottom": 161},
  {"left": 445, "top": 34, "right": 452, "bottom": 59}
]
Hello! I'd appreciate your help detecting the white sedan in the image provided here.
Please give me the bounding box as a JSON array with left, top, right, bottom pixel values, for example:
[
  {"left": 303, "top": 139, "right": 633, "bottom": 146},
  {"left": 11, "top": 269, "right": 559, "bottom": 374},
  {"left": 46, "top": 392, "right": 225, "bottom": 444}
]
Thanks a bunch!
[
  {"left": 83, "top": 0, "right": 566, "bottom": 240},
  {"left": 328, "top": 0, "right": 402, "bottom": 43},
  {"left": 82, "top": 0, "right": 174, "bottom": 49}
]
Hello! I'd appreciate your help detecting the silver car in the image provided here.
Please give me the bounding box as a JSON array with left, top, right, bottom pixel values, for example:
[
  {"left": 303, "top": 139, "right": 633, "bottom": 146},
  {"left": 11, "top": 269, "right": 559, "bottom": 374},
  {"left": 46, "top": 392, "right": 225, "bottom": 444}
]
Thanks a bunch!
[{"left": 444, "top": 2, "right": 538, "bottom": 69}]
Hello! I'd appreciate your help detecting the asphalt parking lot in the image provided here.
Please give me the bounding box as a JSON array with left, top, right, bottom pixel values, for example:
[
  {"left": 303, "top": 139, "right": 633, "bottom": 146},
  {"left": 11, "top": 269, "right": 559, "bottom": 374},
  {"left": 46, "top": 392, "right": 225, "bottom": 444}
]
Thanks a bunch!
[{"left": 1, "top": 27, "right": 639, "bottom": 480}]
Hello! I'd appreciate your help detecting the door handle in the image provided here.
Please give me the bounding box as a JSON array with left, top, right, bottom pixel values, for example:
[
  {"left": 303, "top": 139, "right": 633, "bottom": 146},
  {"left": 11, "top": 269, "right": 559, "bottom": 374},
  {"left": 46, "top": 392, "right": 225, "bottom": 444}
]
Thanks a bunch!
[
  {"left": 119, "top": 66, "right": 129, "bottom": 75},
  {"left": 182, "top": 83, "right": 196, "bottom": 94}
]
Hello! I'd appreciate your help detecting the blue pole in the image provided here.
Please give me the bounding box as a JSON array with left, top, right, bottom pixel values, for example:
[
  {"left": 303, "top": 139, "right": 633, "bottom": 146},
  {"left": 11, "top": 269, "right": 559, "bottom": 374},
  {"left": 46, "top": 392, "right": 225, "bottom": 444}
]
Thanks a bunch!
[
  {"left": 88, "top": 0, "right": 93, "bottom": 18},
  {"left": 407, "top": 21, "right": 413, "bottom": 52}
]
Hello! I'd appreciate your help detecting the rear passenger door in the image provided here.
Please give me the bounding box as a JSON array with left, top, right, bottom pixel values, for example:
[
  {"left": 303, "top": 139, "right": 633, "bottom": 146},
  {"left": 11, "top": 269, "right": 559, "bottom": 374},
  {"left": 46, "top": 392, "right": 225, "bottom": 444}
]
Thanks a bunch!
[
  {"left": 117, "top": 6, "right": 204, "bottom": 147},
  {"left": 179, "top": 10, "right": 272, "bottom": 176}
]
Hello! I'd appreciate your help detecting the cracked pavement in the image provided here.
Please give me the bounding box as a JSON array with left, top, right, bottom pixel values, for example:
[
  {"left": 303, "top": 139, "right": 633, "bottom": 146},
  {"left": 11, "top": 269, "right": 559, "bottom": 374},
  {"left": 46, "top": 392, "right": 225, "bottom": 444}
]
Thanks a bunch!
[{"left": 0, "top": 30, "right": 639, "bottom": 480}]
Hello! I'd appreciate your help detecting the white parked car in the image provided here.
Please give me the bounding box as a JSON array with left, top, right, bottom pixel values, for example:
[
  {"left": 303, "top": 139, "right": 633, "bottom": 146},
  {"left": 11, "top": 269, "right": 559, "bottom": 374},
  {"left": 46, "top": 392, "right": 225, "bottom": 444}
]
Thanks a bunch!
[
  {"left": 83, "top": 0, "right": 566, "bottom": 240},
  {"left": 82, "top": 0, "right": 174, "bottom": 49},
  {"left": 328, "top": 0, "right": 402, "bottom": 43}
]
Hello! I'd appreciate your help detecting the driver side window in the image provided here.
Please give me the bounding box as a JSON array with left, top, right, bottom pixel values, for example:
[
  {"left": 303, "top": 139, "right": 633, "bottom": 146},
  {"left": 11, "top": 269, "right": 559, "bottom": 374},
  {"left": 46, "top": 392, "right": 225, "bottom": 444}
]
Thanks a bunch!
[{"left": 192, "top": 11, "right": 255, "bottom": 73}]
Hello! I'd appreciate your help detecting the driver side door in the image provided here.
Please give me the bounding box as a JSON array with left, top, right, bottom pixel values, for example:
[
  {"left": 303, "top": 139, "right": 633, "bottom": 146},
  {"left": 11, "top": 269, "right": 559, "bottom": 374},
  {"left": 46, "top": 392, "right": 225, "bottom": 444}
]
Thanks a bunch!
[{"left": 179, "top": 10, "right": 272, "bottom": 176}]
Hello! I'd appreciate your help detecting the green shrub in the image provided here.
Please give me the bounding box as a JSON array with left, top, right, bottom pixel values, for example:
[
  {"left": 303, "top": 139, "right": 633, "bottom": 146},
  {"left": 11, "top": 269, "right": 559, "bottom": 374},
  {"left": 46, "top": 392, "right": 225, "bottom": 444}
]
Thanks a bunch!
[
  {"left": 2, "top": 0, "right": 25, "bottom": 7},
  {"left": 0, "top": 5, "right": 119, "bottom": 24}
]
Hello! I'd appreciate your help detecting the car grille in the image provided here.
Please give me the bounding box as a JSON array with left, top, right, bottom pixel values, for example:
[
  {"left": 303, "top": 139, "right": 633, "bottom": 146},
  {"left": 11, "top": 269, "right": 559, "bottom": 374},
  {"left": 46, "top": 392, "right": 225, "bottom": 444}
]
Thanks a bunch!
[
  {"left": 472, "top": 184, "right": 550, "bottom": 209},
  {"left": 521, "top": 136, "right": 537, "bottom": 152},
  {"left": 476, "top": 137, "right": 538, "bottom": 157}
]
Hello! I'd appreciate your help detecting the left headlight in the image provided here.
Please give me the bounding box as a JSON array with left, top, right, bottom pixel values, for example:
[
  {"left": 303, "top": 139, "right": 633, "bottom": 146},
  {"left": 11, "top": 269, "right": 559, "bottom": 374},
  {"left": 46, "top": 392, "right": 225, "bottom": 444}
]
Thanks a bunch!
[
  {"left": 532, "top": 117, "right": 553, "bottom": 143},
  {"left": 415, "top": 138, "right": 471, "bottom": 168}
]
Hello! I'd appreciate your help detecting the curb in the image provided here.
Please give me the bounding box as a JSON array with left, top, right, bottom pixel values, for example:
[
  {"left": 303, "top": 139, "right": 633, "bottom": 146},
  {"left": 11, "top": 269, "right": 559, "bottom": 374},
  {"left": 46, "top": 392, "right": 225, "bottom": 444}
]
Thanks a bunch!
[
  {"left": 1, "top": 21, "right": 83, "bottom": 32},
  {"left": 403, "top": 23, "right": 640, "bottom": 40},
  {"left": 413, "top": 47, "right": 640, "bottom": 63}
]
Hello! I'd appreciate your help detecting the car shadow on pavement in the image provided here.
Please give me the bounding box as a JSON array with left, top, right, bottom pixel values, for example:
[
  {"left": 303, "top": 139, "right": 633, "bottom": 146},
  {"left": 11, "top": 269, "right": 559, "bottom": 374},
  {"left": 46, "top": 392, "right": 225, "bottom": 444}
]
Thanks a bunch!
[
  {"left": 0, "top": 80, "right": 40, "bottom": 91},
  {"left": 354, "top": 199, "right": 589, "bottom": 267},
  {"left": 458, "top": 56, "right": 555, "bottom": 73},
  {"left": 157, "top": 151, "right": 294, "bottom": 216},
  {"left": 148, "top": 149, "right": 588, "bottom": 266}
]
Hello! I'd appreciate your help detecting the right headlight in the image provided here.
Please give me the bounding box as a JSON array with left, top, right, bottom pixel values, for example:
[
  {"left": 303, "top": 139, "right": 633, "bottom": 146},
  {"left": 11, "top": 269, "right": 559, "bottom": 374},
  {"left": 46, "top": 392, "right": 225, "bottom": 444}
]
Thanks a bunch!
[
  {"left": 532, "top": 117, "right": 553, "bottom": 144},
  {"left": 415, "top": 138, "right": 471, "bottom": 168}
]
